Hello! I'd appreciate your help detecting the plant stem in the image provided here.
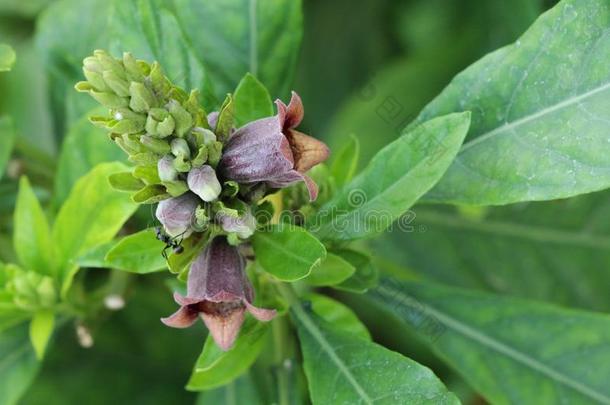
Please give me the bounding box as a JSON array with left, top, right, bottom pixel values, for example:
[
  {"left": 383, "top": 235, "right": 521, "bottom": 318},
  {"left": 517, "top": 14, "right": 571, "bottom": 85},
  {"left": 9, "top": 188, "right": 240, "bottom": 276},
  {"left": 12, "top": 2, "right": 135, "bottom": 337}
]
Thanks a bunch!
[{"left": 272, "top": 315, "right": 291, "bottom": 405}]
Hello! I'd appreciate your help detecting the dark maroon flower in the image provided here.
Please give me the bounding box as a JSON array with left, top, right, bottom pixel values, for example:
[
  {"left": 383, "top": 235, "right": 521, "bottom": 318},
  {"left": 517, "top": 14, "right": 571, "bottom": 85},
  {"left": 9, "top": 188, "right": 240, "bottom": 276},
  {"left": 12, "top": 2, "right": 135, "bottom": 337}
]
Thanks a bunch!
[
  {"left": 219, "top": 92, "right": 329, "bottom": 200},
  {"left": 161, "top": 236, "right": 275, "bottom": 350}
]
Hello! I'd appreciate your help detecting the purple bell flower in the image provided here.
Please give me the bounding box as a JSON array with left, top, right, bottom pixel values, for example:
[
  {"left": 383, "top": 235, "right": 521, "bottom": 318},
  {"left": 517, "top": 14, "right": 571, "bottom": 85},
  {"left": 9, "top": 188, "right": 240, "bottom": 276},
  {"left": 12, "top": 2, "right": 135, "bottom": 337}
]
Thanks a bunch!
[
  {"left": 219, "top": 92, "right": 329, "bottom": 201},
  {"left": 161, "top": 236, "right": 276, "bottom": 350}
]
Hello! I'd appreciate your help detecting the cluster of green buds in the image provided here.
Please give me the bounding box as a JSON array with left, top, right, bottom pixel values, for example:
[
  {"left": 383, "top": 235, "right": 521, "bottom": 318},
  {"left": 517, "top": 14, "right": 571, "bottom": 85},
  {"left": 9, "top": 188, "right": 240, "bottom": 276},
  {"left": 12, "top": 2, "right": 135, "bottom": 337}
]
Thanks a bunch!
[
  {"left": 2, "top": 264, "right": 56, "bottom": 311},
  {"left": 77, "top": 50, "right": 330, "bottom": 350},
  {"left": 75, "top": 50, "right": 242, "bottom": 238}
]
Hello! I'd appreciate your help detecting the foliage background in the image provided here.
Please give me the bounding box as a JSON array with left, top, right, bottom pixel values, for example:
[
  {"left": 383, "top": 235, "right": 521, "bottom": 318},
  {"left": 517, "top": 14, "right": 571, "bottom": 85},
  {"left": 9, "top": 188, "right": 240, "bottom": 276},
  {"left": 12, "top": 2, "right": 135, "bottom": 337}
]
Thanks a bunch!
[{"left": 0, "top": 0, "right": 577, "bottom": 403}]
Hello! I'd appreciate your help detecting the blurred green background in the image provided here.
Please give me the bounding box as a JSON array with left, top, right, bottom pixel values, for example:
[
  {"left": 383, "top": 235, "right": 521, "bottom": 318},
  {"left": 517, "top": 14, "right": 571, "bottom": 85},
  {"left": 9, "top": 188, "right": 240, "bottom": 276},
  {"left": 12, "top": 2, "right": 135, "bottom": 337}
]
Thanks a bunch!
[{"left": 0, "top": 0, "right": 557, "bottom": 403}]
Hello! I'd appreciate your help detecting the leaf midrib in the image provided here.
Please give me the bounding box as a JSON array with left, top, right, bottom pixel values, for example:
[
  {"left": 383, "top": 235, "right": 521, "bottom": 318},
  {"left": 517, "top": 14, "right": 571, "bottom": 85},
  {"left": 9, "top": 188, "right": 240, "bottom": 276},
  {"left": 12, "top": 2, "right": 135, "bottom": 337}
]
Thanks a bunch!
[
  {"left": 415, "top": 209, "right": 610, "bottom": 250},
  {"left": 460, "top": 81, "right": 610, "bottom": 153},
  {"left": 293, "top": 304, "right": 373, "bottom": 404},
  {"left": 376, "top": 284, "right": 610, "bottom": 405}
]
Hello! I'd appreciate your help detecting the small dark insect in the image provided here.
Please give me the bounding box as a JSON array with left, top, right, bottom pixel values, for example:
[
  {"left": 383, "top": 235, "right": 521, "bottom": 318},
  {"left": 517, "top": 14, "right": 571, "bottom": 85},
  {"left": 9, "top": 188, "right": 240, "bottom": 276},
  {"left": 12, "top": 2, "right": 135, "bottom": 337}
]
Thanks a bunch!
[{"left": 155, "top": 226, "right": 185, "bottom": 260}]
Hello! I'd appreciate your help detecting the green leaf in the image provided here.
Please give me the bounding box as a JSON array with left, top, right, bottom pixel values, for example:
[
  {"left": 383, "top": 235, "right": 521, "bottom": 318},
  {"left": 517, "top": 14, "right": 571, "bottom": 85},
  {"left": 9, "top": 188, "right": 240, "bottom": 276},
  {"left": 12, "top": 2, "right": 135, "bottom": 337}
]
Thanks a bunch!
[
  {"left": 109, "top": 0, "right": 215, "bottom": 108},
  {"left": 14, "top": 177, "right": 55, "bottom": 276},
  {"left": 132, "top": 184, "right": 170, "bottom": 204},
  {"left": 291, "top": 299, "right": 459, "bottom": 404},
  {"left": 233, "top": 73, "right": 274, "bottom": 127},
  {"left": 215, "top": 94, "right": 235, "bottom": 141},
  {"left": 304, "top": 253, "right": 355, "bottom": 287},
  {"left": 195, "top": 373, "right": 265, "bottom": 405},
  {"left": 0, "top": 44, "right": 16, "bottom": 72},
  {"left": 374, "top": 190, "right": 610, "bottom": 311},
  {"left": 313, "top": 112, "right": 470, "bottom": 241},
  {"left": 104, "top": 230, "right": 167, "bottom": 274},
  {"left": 333, "top": 249, "right": 378, "bottom": 294},
  {"left": 415, "top": 0, "right": 610, "bottom": 205},
  {"left": 36, "top": 0, "right": 111, "bottom": 134},
  {"left": 29, "top": 309, "right": 54, "bottom": 360},
  {"left": 0, "top": 323, "right": 40, "bottom": 405},
  {"left": 54, "top": 109, "right": 126, "bottom": 205},
  {"left": 307, "top": 293, "right": 370, "bottom": 340},
  {"left": 370, "top": 278, "right": 610, "bottom": 405},
  {"left": 53, "top": 162, "right": 138, "bottom": 293},
  {"left": 173, "top": 0, "right": 303, "bottom": 100},
  {"left": 0, "top": 117, "right": 16, "bottom": 181},
  {"left": 330, "top": 134, "right": 359, "bottom": 187},
  {"left": 252, "top": 224, "right": 326, "bottom": 281},
  {"left": 187, "top": 318, "right": 270, "bottom": 391}
]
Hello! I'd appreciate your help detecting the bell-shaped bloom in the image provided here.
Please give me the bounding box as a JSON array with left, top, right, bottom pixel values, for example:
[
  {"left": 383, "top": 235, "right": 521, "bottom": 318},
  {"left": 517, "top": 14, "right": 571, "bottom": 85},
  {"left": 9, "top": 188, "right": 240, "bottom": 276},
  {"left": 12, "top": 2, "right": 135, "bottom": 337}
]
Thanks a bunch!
[
  {"left": 219, "top": 92, "right": 329, "bottom": 201},
  {"left": 161, "top": 236, "right": 276, "bottom": 350},
  {"left": 155, "top": 192, "right": 199, "bottom": 237}
]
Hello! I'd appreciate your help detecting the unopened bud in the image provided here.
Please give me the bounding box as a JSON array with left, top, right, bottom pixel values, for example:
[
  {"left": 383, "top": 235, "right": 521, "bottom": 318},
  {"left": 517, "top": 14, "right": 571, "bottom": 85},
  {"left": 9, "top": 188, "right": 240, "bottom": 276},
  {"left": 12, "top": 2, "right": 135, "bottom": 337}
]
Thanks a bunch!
[
  {"left": 171, "top": 138, "right": 191, "bottom": 158},
  {"left": 157, "top": 155, "right": 178, "bottom": 182},
  {"left": 90, "top": 91, "right": 129, "bottom": 109},
  {"left": 168, "top": 99, "right": 193, "bottom": 137},
  {"left": 141, "top": 135, "right": 171, "bottom": 154},
  {"left": 129, "top": 82, "right": 156, "bottom": 113},
  {"left": 187, "top": 165, "right": 221, "bottom": 202},
  {"left": 122, "top": 52, "right": 145, "bottom": 82},
  {"left": 103, "top": 70, "right": 130, "bottom": 97},
  {"left": 146, "top": 108, "right": 175, "bottom": 138}
]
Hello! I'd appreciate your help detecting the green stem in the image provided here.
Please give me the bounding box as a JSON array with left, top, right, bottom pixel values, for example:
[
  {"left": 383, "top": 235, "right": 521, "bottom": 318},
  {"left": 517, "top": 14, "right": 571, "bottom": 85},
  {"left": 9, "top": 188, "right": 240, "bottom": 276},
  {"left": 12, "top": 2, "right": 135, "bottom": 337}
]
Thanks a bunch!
[{"left": 272, "top": 305, "right": 291, "bottom": 405}]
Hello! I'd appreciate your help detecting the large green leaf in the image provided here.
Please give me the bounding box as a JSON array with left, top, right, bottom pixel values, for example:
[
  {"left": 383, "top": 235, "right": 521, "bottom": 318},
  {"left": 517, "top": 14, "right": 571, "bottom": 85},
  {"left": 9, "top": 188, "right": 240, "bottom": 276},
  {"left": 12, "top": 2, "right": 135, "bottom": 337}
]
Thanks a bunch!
[
  {"left": 109, "top": 0, "right": 215, "bottom": 109},
  {"left": 370, "top": 278, "right": 610, "bottom": 405},
  {"left": 104, "top": 230, "right": 167, "bottom": 274},
  {"left": 187, "top": 318, "right": 269, "bottom": 391},
  {"left": 303, "top": 253, "right": 355, "bottom": 287},
  {"left": 0, "top": 44, "right": 15, "bottom": 72},
  {"left": 374, "top": 190, "right": 610, "bottom": 311},
  {"left": 173, "top": 0, "right": 303, "bottom": 99},
  {"left": 0, "top": 323, "right": 40, "bottom": 405},
  {"left": 291, "top": 298, "right": 459, "bottom": 404},
  {"left": 14, "top": 177, "right": 55, "bottom": 276},
  {"left": 313, "top": 112, "right": 470, "bottom": 241},
  {"left": 52, "top": 162, "right": 138, "bottom": 292},
  {"left": 53, "top": 108, "right": 125, "bottom": 205},
  {"left": 252, "top": 224, "right": 326, "bottom": 281},
  {"left": 415, "top": 0, "right": 610, "bottom": 205},
  {"left": 307, "top": 293, "right": 370, "bottom": 341},
  {"left": 0, "top": 117, "right": 15, "bottom": 181}
]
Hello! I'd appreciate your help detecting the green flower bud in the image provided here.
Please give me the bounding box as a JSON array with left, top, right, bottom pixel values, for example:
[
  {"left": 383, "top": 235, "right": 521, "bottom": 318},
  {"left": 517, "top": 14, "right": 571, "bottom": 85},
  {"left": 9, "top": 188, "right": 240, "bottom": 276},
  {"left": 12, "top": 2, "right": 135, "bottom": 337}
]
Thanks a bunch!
[
  {"left": 122, "top": 52, "right": 145, "bottom": 82},
  {"left": 82, "top": 57, "right": 110, "bottom": 92},
  {"left": 111, "top": 117, "right": 146, "bottom": 134},
  {"left": 129, "top": 152, "right": 159, "bottom": 166},
  {"left": 94, "top": 49, "right": 126, "bottom": 79},
  {"left": 114, "top": 137, "right": 139, "bottom": 155},
  {"left": 149, "top": 62, "right": 172, "bottom": 98},
  {"left": 90, "top": 91, "right": 129, "bottom": 109},
  {"left": 168, "top": 99, "right": 193, "bottom": 137},
  {"left": 173, "top": 155, "right": 191, "bottom": 172},
  {"left": 141, "top": 135, "right": 171, "bottom": 154},
  {"left": 171, "top": 138, "right": 191, "bottom": 159},
  {"left": 129, "top": 82, "right": 156, "bottom": 113},
  {"left": 191, "top": 145, "right": 208, "bottom": 167},
  {"left": 207, "top": 141, "right": 223, "bottom": 167},
  {"left": 146, "top": 108, "right": 175, "bottom": 138},
  {"left": 163, "top": 180, "right": 189, "bottom": 197},
  {"left": 193, "top": 205, "right": 210, "bottom": 231},
  {"left": 191, "top": 127, "right": 216, "bottom": 146},
  {"left": 103, "top": 70, "right": 130, "bottom": 97},
  {"left": 158, "top": 155, "right": 178, "bottom": 182}
]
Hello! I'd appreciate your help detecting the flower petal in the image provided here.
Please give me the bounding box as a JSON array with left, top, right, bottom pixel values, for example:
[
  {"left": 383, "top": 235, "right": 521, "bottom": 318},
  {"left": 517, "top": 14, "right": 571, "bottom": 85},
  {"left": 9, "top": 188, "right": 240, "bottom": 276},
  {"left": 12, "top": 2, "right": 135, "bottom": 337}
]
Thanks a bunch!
[
  {"left": 276, "top": 91, "right": 304, "bottom": 130},
  {"left": 245, "top": 302, "right": 277, "bottom": 322},
  {"left": 286, "top": 129, "right": 330, "bottom": 173},
  {"left": 161, "top": 306, "right": 198, "bottom": 328},
  {"left": 200, "top": 308, "right": 245, "bottom": 351}
]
